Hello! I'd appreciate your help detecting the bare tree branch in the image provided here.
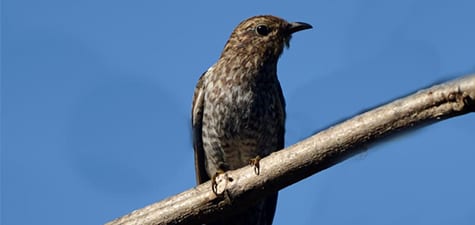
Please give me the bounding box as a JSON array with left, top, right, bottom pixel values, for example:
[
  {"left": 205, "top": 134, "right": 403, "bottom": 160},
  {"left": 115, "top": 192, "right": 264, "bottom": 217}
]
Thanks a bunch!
[{"left": 106, "top": 74, "right": 475, "bottom": 225}]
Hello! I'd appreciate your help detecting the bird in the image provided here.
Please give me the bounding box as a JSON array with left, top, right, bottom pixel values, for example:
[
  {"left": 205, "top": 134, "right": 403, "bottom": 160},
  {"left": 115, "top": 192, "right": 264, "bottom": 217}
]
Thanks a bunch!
[{"left": 191, "top": 15, "right": 312, "bottom": 225}]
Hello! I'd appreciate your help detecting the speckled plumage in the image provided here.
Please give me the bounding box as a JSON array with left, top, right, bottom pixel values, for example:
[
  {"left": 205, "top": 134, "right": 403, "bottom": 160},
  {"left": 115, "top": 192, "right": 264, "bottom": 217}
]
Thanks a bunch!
[{"left": 192, "top": 15, "right": 311, "bottom": 225}]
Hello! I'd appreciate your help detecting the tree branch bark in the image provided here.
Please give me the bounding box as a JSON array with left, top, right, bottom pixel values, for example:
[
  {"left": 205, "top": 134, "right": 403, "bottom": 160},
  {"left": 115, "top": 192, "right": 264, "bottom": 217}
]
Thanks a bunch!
[{"left": 106, "top": 74, "right": 475, "bottom": 225}]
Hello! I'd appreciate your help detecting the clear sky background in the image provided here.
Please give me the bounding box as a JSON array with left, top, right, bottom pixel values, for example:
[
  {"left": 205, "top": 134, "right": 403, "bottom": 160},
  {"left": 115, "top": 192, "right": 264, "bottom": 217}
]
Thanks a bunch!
[{"left": 2, "top": 0, "right": 475, "bottom": 224}]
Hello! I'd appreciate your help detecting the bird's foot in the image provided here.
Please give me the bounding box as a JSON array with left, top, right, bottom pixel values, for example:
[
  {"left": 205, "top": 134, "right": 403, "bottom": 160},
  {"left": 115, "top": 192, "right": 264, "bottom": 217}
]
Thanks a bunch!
[
  {"left": 211, "top": 169, "right": 226, "bottom": 195},
  {"left": 249, "top": 156, "right": 261, "bottom": 175}
]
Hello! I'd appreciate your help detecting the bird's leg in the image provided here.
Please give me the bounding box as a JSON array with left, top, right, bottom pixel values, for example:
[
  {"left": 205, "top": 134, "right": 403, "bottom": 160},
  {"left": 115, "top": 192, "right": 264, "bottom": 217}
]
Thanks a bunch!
[{"left": 249, "top": 155, "right": 261, "bottom": 175}]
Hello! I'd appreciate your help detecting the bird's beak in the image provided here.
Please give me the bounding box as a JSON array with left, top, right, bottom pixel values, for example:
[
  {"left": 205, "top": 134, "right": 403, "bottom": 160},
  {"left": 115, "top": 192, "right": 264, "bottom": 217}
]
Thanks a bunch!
[{"left": 288, "top": 22, "right": 313, "bottom": 34}]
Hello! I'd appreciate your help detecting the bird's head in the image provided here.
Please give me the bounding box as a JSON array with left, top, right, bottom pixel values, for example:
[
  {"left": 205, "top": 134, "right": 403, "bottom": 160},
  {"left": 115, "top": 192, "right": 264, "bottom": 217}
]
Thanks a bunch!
[{"left": 221, "top": 15, "right": 312, "bottom": 62}]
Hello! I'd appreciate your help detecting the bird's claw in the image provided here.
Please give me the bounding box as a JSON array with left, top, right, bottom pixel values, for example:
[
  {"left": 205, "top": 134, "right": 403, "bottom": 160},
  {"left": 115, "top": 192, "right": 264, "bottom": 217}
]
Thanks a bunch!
[
  {"left": 211, "top": 169, "right": 225, "bottom": 195},
  {"left": 249, "top": 156, "right": 261, "bottom": 175}
]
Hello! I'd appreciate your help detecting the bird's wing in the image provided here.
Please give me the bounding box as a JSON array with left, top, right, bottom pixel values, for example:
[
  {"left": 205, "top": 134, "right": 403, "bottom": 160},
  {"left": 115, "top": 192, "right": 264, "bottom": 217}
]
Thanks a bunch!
[{"left": 192, "top": 70, "right": 210, "bottom": 184}]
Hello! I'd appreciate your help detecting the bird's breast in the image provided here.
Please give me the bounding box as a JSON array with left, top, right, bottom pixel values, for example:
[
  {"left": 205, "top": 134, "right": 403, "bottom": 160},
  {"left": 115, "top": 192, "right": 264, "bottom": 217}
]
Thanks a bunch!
[{"left": 202, "top": 74, "right": 284, "bottom": 173}]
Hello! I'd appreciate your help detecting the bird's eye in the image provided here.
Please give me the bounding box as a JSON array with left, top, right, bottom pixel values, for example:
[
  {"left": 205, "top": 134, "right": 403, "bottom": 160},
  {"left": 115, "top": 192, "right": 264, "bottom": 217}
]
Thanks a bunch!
[{"left": 256, "top": 25, "right": 270, "bottom": 36}]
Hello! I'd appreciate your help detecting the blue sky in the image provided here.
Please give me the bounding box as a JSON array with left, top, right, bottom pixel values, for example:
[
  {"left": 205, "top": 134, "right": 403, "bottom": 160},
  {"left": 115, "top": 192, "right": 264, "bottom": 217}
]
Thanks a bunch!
[{"left": 2, "top": 0, "right": 475, "bottom": 224}]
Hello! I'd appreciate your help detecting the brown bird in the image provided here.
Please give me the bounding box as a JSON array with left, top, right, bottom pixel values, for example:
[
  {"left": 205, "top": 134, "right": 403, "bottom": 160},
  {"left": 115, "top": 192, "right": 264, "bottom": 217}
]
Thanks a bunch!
[{"left": 192, "top": 15, "right": 312, "bottom": 225}]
